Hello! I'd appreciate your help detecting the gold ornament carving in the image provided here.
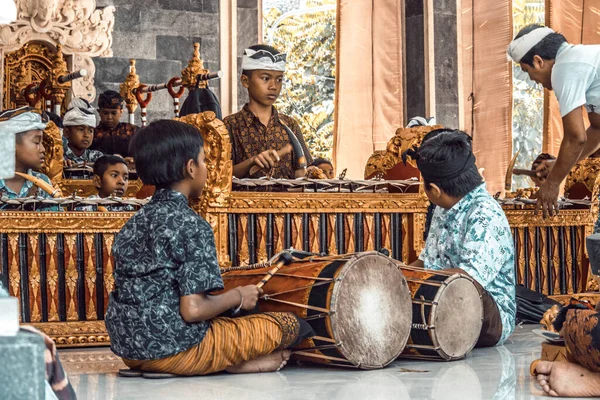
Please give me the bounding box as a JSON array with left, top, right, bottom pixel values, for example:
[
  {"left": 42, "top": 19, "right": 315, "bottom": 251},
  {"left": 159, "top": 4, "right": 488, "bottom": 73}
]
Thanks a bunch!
[
  {"left": 3, "top": 42, "right": 53, "bottom": 109},
  {"left": 226, "top": 192, "right": 429, "bottom": 213},
  {"left": 540, "top": 305, "right": 561, "bottom": 332},
  {"left": 120, "top": 59, "right": 140, "bottom": 115},
  {"left": 49, "top": 44, "right": 69, "bottom": 108},
  {"left": 27, "top": 321, "right": 111, "bottom": 348},
  {"left": 176, "top": 112, "right": 233, "bottom": 213},
  {"left": 565, "top": 158, "right": 600, "bottom": 197},
  {"left": 0, "top": 212, "right": 130, "bottom": 233},
  {"left": 181, "top": 43, "right": 208, "bottom": 90},
  {"left": 364, "top": 125, "right": 444, "bottom": 177}
]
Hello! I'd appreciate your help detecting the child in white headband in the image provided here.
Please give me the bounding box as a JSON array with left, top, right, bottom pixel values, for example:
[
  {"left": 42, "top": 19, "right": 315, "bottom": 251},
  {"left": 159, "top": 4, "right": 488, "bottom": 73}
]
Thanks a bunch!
[
  {"left": 223, "top": 44, "right": 313, "bottom": 180},
  {"left": 63, "top": 98, "right": 104, "bottom": 167}
]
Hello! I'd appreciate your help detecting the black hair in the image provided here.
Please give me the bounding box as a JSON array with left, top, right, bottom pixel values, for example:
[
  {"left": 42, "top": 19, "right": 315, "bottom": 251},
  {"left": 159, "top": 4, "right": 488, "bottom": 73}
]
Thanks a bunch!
[
  {"left": 93, "top": 155, "right": 127, "bottom": 178},
  {"left": 241, "top": 44, "right": 283, "bottom": 78},
  {"left": 46, "top": 111, "right": 63, "bottom": 128},
  {"left": 515, "top": 24, "right": 567, "bottom": 66},
  {"left": 310, "top": 158, "right": 333, "bottom": 168},
  {"left": 128, "top": 120, "right": 204, "bottom": 188},
  {"left": 420, "top": 130, "right": 482, "bottom": 198},
  {"left": 98, "top": 90, "right": 124, "bottom": 109}
]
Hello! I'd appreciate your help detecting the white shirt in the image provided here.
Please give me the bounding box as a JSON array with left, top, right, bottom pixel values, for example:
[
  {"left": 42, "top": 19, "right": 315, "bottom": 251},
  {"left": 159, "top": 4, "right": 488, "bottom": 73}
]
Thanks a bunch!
[{"left": 552, "top": 42, "right": 600, "bottom": 117}]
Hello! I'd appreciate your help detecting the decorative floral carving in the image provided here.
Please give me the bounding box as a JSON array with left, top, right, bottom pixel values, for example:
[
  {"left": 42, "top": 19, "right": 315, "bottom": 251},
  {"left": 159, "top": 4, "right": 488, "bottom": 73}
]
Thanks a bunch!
[
  {"left": 0, "top": 0, "right": 115, "bottom": 56},
  {"left": 1, "top": 0, "right": 114, "bottom": 108},
  {"left": 364, "top": 125, "right": 443, "bottom": 178}
]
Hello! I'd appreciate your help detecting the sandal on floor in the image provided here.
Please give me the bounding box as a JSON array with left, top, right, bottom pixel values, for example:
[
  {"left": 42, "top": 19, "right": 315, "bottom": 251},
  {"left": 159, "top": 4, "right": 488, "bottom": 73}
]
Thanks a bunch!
[
  {"left": 118, "top": 368, "right": 143, "bottom": 377},
  {"left": 142, "top": 372, "right": 179, "bottom": 379}
]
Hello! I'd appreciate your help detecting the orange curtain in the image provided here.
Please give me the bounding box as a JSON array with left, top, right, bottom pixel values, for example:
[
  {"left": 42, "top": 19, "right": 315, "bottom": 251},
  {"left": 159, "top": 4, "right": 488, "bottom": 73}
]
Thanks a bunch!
[
  {"left": 333, "top": 0, "right": 404, "bottom": 179},
  {"left": 461, "top": 0, "right": 513, "bottom": 195},
  {"left": 545, "top": 1, "right": 600, "bottom": 157}
]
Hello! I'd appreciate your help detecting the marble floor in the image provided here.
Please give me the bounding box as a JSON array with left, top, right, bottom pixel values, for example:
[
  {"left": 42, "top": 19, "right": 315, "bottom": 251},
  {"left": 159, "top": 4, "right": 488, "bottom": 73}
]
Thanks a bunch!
[{"left": 60, "top": 324, "right": 576, "bottom": 400}]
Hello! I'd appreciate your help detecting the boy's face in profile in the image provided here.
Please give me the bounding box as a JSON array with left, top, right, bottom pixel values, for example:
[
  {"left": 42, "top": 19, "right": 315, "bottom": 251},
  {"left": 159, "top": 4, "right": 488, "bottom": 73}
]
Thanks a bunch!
[
  {"left": 65, "top": 125, "right": 94, "bottom": 152},
  {"left": 99, "top": 107, "right": 123, "bottom": 129},
  {"left": 316, "top": 163, "right": 334, "bottom": 179},
  {"left": 16, "top": 129, "right": 45, "bottom": 171},
  {"left": 242, "top": 70, "right": 284, "bottom": 107},
  {"left": 190, "top": 148, "right": 208, "bottom": 200},
  {"left": 95, "top": 162, "right": 129, "bottom": 197}
]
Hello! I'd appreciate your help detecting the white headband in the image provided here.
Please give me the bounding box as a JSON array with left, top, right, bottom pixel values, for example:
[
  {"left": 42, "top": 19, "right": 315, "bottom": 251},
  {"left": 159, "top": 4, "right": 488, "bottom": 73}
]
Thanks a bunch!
[
  {"left": 507, "top": 27, "right": 555, "bottom": 63},
  {"left": 63, "top": 98, "right": 99, "bottom": 128},
  {"left": 241, "top": 49, "right": 287, "bottom": 72}
]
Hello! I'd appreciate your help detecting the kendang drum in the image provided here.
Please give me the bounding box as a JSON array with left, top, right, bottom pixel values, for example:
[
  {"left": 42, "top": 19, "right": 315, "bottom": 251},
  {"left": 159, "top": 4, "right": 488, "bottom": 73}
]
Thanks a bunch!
[
  {"left": 222, "top": 251, "right": 413, "bottom": 369},
  {"left": 398, "top": 266, "right": 483, "bottom": 361}
]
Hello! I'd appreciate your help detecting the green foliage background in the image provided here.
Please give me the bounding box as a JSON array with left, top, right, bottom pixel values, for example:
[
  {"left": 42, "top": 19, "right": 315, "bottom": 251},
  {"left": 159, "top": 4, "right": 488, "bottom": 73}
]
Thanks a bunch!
[
  {"left": 512, "top": 0, "right": 545, "bottom": 189},
  {"left": 263, "top": 0, "right": 336, "bottom": 161}
]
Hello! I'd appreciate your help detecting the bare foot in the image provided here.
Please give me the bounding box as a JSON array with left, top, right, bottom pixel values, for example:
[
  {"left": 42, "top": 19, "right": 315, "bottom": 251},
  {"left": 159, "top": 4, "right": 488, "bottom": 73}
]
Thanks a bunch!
[
  {"left": 534, "top": 361, "right": 600, "bottom": 397},
  {"left": 226, "top": 350, "right": 291, "bottom": 374}
]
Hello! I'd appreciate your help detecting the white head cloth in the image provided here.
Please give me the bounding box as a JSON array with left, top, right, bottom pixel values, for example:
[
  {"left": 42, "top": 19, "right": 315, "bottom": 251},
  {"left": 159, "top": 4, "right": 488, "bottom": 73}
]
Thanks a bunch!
[
  {"left": 507, "top": 26, "right": 555, "bottom": 63},
  {"left": 241, "top": 48, "right": 287, "bottom": 72},
  {"left": 0, "top": 107, "right": 47, "bottom": 179},
  {"left": 63, "top": 98, "right": 99, "bottom": 128}
]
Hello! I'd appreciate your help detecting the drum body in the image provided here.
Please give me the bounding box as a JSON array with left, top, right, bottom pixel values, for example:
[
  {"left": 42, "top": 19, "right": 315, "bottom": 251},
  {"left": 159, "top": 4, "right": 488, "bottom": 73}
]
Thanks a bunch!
[
  {"left": 222, "top": 251, "right": 412, "bottom": 369},
  {"left": 398, "top": 267, "right": 483, "bottom": 361}
]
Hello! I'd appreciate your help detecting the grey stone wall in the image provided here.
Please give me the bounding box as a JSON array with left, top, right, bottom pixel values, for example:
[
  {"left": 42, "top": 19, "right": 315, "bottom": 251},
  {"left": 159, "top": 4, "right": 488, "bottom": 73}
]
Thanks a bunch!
[
  {"left": 433, "top": 0, "right": 459, "bottom": 128},
  {"left": 92, "top": 0, "right": 254, "bottom": 123},
  {"left": 404, "top": 0, "right": 426, "bottom": 122},
  {"left": 236, "top": 0, "right": 259, "bottom": 111},
  {"left": 404, "top": 0, "right": 459, "bottom": 128}
]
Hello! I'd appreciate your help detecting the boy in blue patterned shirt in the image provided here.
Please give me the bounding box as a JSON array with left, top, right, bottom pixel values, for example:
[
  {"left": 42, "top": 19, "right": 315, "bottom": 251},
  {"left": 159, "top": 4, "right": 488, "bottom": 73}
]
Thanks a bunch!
[
  {"left": 106, "top": 120, "right": 307, "bottom": 376},
  {"left": 408, "top": 129, "right": 516, "bottom": 346}
]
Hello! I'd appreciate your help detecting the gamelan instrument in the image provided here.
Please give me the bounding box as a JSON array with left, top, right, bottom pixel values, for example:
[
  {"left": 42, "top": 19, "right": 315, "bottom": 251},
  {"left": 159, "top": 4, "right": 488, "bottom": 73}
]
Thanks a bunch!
[
  {"left": 222, "top": 251, "right": 413, "bottom": 369},
  {"left": 397, "top": 266, "right": 483, "bottom": 361}
]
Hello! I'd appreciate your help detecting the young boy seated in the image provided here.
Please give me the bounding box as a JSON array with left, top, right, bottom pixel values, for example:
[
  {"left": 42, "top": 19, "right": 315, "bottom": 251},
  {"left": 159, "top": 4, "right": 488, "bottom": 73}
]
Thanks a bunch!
[
  {"left": 91, "top": 155, "right": 134, "bottom": 211},
  {"left": 63, "top": 98, "right": 103, "bottom": 166},
  {"left": 105, "top": 120, "right": 308, "bottom": 375},
  {"left": 91, "top": 90, "right": 137, "bottom": 159},
  {"left": 224, "top": 44, "right": 313, "bottom": 179},
  {"left": 0, "top": 107, "right": 57, "bottom": 202},
  {"left": 408, "top": 129, "right": 516, "bottom": 347},
  {"left": 308, "top": 158, "right": 334, "bottom": 179}
]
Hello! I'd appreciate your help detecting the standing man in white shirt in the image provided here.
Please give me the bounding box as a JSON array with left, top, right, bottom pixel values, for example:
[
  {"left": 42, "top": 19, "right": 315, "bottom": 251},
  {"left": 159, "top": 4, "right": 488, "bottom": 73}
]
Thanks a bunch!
[{"left": 507, "top": 24, "right": 600, "bottom": 218}]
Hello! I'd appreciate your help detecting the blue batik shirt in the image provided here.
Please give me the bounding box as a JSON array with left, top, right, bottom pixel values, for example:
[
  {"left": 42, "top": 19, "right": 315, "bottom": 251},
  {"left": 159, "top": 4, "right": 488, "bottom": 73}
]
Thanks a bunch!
[
  {"left": 0, "top": 170, "right": 60, "bottom": 211},
  {"left": 105, "top": 188, "right": 224, "bottom": 360},
  {"left": 419, "top": 183, "right": 516, "bottom": 344},
  {"left": 63, "top": 144, "right": 104, "bottom": 164}
]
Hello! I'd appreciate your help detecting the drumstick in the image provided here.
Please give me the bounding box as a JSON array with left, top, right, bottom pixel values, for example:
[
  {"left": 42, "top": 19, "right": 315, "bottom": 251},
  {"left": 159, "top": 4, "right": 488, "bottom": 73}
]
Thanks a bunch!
[
  {"left": 256, "top": 260, "right": 285, "bottom": 288},
  {"left": 248, "top": 144, "right": 293, "bottom": 176},
  {"left": 256, "top": 251, "right": 294, "bottom": 289}
]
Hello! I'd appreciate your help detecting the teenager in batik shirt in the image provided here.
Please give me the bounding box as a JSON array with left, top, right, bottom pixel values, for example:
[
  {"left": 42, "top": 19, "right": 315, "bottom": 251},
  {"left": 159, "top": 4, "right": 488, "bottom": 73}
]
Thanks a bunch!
[
  {"left": 224, "top": 44, "right": 312, "bottom": 179},
  {"left": 105, "top": 120, "right": 310, "bottom": 376},
  {"left": 408, "top": 129, "right": 516, "bottom": 347},
  {"left": 91, "top": 90, "right": 138, "bottom": 158}
]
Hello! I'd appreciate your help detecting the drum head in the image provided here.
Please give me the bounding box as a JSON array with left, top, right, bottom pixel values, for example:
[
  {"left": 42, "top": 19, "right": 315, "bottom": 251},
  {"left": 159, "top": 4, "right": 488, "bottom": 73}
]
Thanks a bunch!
[
  {"left": 330, "top": 252, "right": 412, "bottom": 369},
  {"left": 433, "top": 275, "right": 483, "bottom": 360}
]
